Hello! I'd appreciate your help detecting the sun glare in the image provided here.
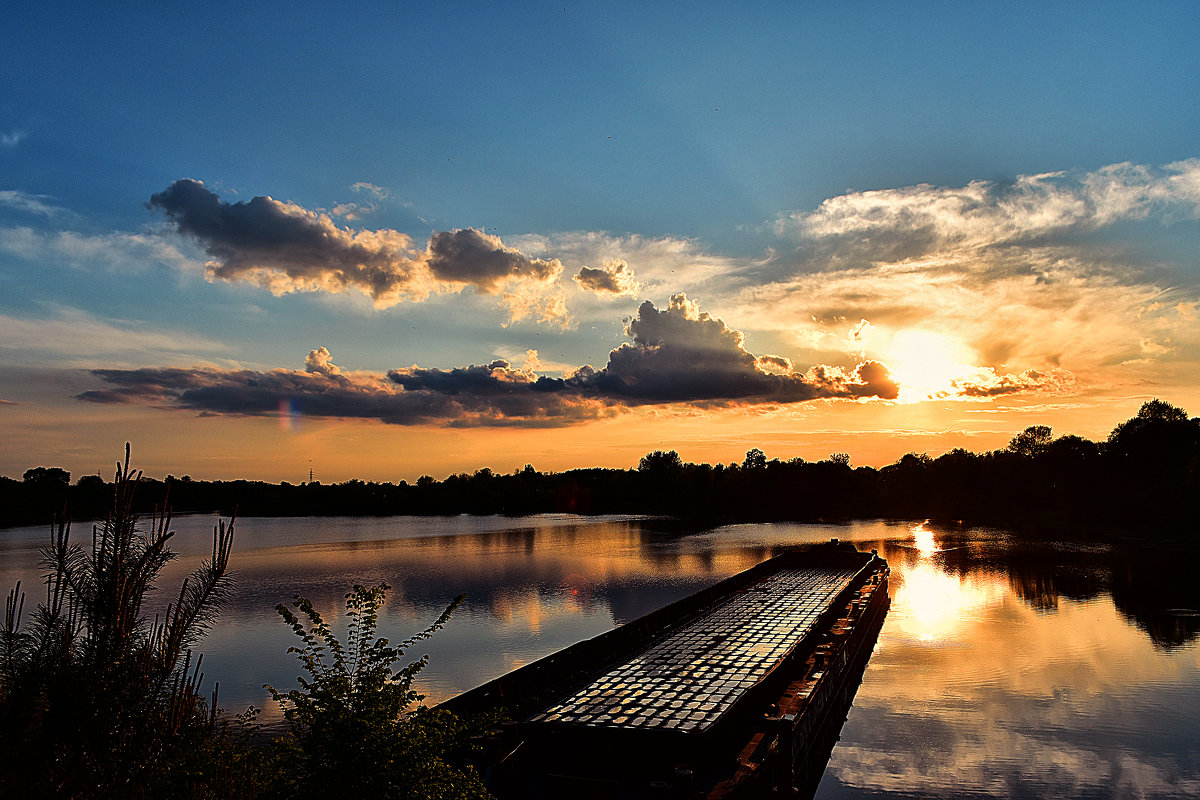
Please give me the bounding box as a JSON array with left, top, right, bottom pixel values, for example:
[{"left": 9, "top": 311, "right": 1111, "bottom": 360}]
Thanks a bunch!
[
  {"left": 912, "top": 521, "right": 937, "bottom": 557},
  {"left": 885, "top": 329, "right": 974, "bottom": 402}
]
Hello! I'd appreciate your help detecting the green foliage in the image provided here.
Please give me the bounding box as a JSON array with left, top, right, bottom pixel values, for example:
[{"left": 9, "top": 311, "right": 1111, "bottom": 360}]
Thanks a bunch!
[
  {"left": 264, "top": 584, "right": 492, "bottom": 800},
  {"left": 0, "top": 444, "right": 238, "bottom": 797}
]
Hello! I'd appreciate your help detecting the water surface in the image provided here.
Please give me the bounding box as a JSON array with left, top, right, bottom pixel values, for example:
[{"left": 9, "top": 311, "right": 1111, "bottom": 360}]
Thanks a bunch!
[{"left": 3, "top": 514, "right": 1197, "bottom": 798}]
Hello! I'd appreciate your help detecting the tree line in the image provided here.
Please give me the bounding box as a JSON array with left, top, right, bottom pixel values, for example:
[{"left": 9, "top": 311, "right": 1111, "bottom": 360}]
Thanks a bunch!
[{"left": 4, "top": 399, "right": 1197, "bottom": 535}]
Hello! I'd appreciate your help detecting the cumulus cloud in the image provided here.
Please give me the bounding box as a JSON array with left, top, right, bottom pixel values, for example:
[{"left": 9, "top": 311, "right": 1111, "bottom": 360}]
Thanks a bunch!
[
  {"left": 148, "top": 179, "right": 566, "bottom": 323},
  {"left": 304, "top": 346, "right": 341, "bottom": 376},
  {"left": 79, "top": 297, "right": 900, "bottom": 426},
  {"left": 580, "top": 294, "right": 895, "bottom": 402},
  {"left": 513, "top": 231, "right": 758, "bottom": 300},
  {"left": 574, "top": 258, "right": 641, "bottom": 297},
  {"left": 426, "top": 228, "right": 562, "bottom": 291},
  {"left": 148, "top": 179, "right": 431, "bottom": 304}
]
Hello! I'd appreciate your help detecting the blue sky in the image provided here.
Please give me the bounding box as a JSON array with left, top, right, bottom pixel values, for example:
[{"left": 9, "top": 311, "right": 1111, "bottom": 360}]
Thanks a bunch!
[{"left": 3, "top": 2, "right": 1199, "bottom": 481}]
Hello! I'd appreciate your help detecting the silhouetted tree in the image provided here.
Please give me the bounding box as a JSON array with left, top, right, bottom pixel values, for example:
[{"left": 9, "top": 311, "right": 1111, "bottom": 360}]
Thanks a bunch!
[
  {"left": 638, "top": 450, "right": 683, "bottom": 473},
  {"left": 1008, "top": 425, "right": 1053, "bottom": 458},
  {"left": 22, "top": 466, "right": 71, "bottom": 486},
  {"left": 742, "top": 448, "right": 767, "bottom": 471}
]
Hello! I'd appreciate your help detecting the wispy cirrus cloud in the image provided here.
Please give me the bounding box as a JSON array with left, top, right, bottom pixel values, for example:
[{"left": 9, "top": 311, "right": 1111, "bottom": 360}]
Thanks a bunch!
[
  {"left": 0, "top": 130, "right": 26, "bottom": 148},
  {"left": 78, "top": 295, "right": 898, "bottom": 426},
  {"left": 773, "top": 160, "right": 1200, "bottom": 258},
  {"left": 0, "top": 225, "right": 202, "bottom": 272},
  {"left": 0, "top": 189, "right": 64, "bottom": 217},
  {"left": 331, "top": 181, "right": 392, "bottom": 220},
  {"left": 0, "top": 306, "right": 226, "bottom": 365},
  {"left": 148, "top": 179, "right": 567, "bottom": 324}
]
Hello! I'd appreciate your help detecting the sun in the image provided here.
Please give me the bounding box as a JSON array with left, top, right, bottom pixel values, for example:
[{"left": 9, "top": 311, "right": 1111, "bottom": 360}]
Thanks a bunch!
[{"left": 885, "top": 329, "right": 975, "bottom": 402}]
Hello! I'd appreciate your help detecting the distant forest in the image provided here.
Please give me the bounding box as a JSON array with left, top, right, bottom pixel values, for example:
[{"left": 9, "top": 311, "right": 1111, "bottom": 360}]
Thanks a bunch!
[{"left": 4, "top": 400, "right": 1198, "bottom": 536}]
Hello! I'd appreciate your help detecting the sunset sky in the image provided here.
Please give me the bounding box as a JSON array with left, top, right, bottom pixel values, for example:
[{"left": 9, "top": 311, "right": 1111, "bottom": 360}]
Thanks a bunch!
[{"left": 3, "top": 2, "right": 1199, "bottom": 483}]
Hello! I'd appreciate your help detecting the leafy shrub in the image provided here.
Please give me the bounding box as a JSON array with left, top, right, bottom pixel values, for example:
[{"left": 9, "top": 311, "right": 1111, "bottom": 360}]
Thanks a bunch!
[{"left": 263, "top": 584, "right": 492, "bottom": 800}]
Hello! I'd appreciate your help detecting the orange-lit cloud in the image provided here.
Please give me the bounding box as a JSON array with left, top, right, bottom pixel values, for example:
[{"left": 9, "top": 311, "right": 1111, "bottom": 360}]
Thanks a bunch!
[
  {"left": 740, "top": 161, "right": 1200, "bottom": 398},
  {"left": 78, "top": 296, "right": 898, "bottom": 426},
  {"left": 573, "top": 258, "right": 641, "bottom": 297},
  {"left": 148, "top": 179, "right": 566, "bottom": 324}
]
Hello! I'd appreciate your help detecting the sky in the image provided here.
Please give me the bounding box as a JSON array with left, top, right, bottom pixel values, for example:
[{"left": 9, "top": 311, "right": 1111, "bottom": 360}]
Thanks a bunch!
[{"left": 2, "top": 1, "right": 1199, "bottom": 484}]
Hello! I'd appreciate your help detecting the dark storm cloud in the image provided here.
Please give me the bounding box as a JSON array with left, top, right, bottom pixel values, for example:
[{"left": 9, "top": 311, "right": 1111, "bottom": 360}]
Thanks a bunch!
[
  {"left": 576, "top": 295, "right": 898, "bottom": 402},
  {"left": 79, "top": 297, "right": 899, "bottom": 427},
  {"left": 81, "top": 356, "right": 611, "bottom": 427}
]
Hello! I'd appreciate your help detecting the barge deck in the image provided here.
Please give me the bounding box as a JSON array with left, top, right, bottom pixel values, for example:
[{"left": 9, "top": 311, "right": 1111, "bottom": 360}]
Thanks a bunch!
[{"left": 438, "top": 539, "right": 889, "bottom": 798}]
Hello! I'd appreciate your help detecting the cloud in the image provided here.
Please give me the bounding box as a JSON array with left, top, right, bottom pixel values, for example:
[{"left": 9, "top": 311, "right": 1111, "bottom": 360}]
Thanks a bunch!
[
  {"left": 0, "top": 307, "right": 226, "bottom": 365},
  {"left": 574, "top": 258, "right": 641, "bottom": 297},
  {"left": 426, "top": 228, "right": 562, "bottom": 291},
  {"left": 773, "top": 160, "right": 1200, "bottom": 260},
  {"left": 738, "top": 160, "right": 1200, "bottom": 395},
  {"left": 79, "top": 297, "right": 900, "bottom": 426},
  {"left": 331, "top": 182, "right": 391, "bottom": 220},
  {"left": 581, "top": 294, "right": 897, "bottom": 402},
  {"left": 350, "top": 182, "right": 389, "bottom": 199},
  {"left": 739, "top": 247, "right": 1191, "bottom": 390},
  {"left": 512, "top": 230, "right": 758, "bottom": 298},
  {"left": 304, "top": 346, "right": 341, "bottom": 376},
  {"left": 0, "top": 225, "right": 204, "bottom": 273},
  {"left": 0, "top": 190, "right": 63, "bottom": 216},
  {"left": 148, "top": 179, "right": 566, "bottom": 323},
  {"left": 950, "top": 368, "right": 1075, "bottom": 397},
  {"left": 148, "top": 179, "right": 431, "bottom": 304},
  {"left": 80, "top": 359, "right": 615, "bottom": 428},
  {"left": 1, "top": 130, "right": 25, "bottom": 147}
]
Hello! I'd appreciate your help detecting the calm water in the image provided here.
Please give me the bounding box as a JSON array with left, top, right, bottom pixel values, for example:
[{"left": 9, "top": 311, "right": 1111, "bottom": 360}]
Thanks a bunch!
[{"left": 2, "top": 514, "right": 1198, "bottom": 798}]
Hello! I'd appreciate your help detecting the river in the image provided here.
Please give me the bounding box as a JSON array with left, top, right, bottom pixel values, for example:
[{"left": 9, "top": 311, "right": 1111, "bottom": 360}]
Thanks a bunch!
[{"left": 2, "top": 514, "right": 1197, "bottom": 798}]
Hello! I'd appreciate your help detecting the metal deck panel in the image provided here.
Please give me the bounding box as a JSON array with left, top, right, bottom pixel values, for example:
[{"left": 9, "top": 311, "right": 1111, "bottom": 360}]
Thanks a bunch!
[{"left": 529, "top": 565, "right": 858, "bottom": 733}]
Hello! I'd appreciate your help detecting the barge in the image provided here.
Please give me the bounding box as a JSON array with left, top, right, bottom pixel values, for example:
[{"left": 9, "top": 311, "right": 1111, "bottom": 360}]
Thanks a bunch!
[{"left": 438, "top": 539, "right": 890, "bottom": 798}]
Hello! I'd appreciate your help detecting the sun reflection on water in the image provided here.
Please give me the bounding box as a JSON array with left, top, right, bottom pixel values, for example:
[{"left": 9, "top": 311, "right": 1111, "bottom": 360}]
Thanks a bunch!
[
  {"left": 912, "top": 520, "right": 937, "bottom": 557},
  {"left": 892, "top": 522, "right": 1005, "bottom": 644}
]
